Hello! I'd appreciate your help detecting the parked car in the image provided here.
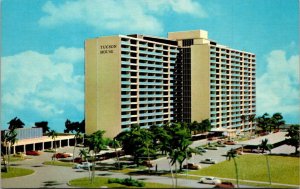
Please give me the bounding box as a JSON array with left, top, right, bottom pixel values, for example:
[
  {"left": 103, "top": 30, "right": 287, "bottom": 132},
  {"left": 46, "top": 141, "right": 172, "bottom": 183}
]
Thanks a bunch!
[
  {"left": 216, "top": 143, "right": 226, "bottom": 147},
  {"left": 52, "top": 153, "right": 70, "bottom": 158},
  {"left": 204, "top": 146, "right": 219, "bottom": 150},
  {"left": 73, "top": 162, "right": 93, "bottom": 169},
  {"left": 74, "top": 157, "right": 83, "bottom": 163},
  {"left": 196, "top": 147, "right": 207, "bottom": 152},
  {"left": 13, "top": 152, "right": 26, "bottom": 158},
  {"left": 199, "top": 176, "right": 221, "bottom": 184},
  {"left": 208, "top": 137, "right": 218, "bottom": 141},
  {"left": 235, "top": 150, "right": 243, "bottom": 155},
  {"left": 224, "top": 140, "right": 237, "bottom": 145},
  {"left": 183, "top": 163, "right": 201, "bottom": 170},
  {"left": 214, "top": 181, "right": 235, "bottom": 188},
  {"left": 200, "top": 158, "right": 217, "bottom": 164},
  {"left": 26, "top": 150, "right": 41, "bottom": 156},
  {"left": 142, "top": 160, "right": 154, "bottom": 168}
]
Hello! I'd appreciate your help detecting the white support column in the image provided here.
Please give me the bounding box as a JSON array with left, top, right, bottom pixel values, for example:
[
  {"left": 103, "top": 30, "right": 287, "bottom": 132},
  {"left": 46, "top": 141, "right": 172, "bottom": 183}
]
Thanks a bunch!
[
  {"left": 59, "top": 140, "right": 61, "bottom": 148},
  {"left": 33, "top": 143, "right": 35, "bottom": 151},
  {"left": 42, "top": 142, "right": 44, "bottom": 151},
  {"left": 67, "top": 139, "right": 69, "bottom": 147},
  {"left": 13, "top": 146, "right": 16, "bottom": 154},
  {"left": 23, "top": 145, "right": 26, "bottom": 153},
  {"left": 51, "top": 141, "right": 53, "bottom": 149}
]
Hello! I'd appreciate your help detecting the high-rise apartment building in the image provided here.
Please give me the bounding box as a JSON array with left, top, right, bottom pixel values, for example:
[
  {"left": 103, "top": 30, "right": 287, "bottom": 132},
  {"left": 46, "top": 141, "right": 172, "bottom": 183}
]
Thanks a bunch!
[
  {"left": 169, "top": 30, "right": 256, "bottom": 131},
  {"left": 85, "top": 30, "right": 256, "bottom": 138},
  {"left": 85, "top": 34, "right": 179, "bottom": 138}
]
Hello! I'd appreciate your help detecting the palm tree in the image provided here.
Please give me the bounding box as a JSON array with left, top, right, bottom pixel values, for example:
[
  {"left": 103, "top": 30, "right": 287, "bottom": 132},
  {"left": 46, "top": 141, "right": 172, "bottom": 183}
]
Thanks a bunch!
[
  {"left": 256, "top": 113, "right": 271, "bottom": 134},
  {"left": 8, "top": 117, "right": 24, "bottom": 130},
  {"left": 86, "top": 130, "right": 106, "bottom": 183},
  {"left": 34, "top": 121, "right": 50, "bottom": 134},
  {"left": 72, "top": 130, "right": 82, "bottom": 163},
  {"left": 2, "top": 129, "right": 18, "bottom": 172},
  {"left": 271, "top": 113, "right": 285, "bottom": 131},
  {"left": 240, "top": 115, "right": 246, "bottom": 133},
  {"left": 285, "top": 125, "right": 300, "bottom": 153},
  {"left": 248, "top": 114, "right": 256, "bottom": 138},
  {"left": 47, "top": 130, "right": 58, "bottom": 161},
  {"left": 112, "top": 138, "right": 121, "bottom": 169},
  {"left": 79, "top": 148, "right": 91, "bottom": 179},
  {"left": 227, "top": 148, "right": 239, "bottom": 188},
  {"left": 259, "top": 139, "right": 273, "bottom": 186}
]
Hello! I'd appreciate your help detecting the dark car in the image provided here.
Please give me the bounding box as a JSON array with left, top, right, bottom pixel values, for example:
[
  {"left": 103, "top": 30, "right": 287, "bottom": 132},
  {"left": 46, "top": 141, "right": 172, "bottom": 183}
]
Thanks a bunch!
[
  {"left": 26, "top": 150, "right": 41, "bottom": 156},
  {"left": 74, "top": 157, "right": 83, "bottom": 163},
  {"left": 224, "top": 140, "right": 237, "bottom": 145},
  {"left": 142, "top": 160, "right": 154, "bottom": 168},
  {"left": 214, "top": 182, "right": 235, "bottom": 188},
  {"left": 52, "top": 153, "right": 70, "bottom": 158}
]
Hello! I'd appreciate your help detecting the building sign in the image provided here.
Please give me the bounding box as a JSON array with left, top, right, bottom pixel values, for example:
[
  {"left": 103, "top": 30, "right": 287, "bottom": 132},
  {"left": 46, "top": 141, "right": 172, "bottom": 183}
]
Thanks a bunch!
[{"left": 99, "top": 44, "right": 117, "bottom": 54}]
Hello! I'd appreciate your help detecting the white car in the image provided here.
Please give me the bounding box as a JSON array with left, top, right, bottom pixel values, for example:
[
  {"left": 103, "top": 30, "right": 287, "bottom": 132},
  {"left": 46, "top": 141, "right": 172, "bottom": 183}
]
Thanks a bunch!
[
  {"left": 73, "top": 162, "right": 93, "bottom": 169},
  {"left": 199, "top": 176, "right": 221, "bottom": 184},
  {"left": 200, "top": 158, "right": 217, "bottom": 164}
]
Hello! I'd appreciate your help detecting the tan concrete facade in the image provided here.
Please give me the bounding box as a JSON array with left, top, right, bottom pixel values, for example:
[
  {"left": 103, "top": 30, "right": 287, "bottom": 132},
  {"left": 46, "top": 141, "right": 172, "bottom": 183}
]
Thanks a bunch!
[
  {"left": 85, "top": 35, "right": 178, "bottom": 138},
  {"left": 85, "top": 36, "right": 122, "bottom": 138},
  {"left": 191, "top": 44, "right": 210, "bottom": 121},
  {"left": 168, "top": 30, "right": 256, "bottom": 131}
]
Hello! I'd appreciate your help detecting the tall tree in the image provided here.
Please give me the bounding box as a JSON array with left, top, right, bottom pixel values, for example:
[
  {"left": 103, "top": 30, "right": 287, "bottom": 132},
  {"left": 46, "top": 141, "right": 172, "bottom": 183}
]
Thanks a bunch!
[
  {"left": 2, "top": 129, "right": 18, "bottom": 172},
  {"left": 115, "top": 124, "right": 155, "bottom": 167},
  {"left": 79, "top": 148, "right": 91, "bottom": 179},
  {"left": 240, "top": 115, "right": 247, "bottom": 132},
  {"left": 112, "top": 138, "right": 121, "bottom": 169},
  {"left": 8, "top": 117, "right": 24, "bottom": 130},
  {"left": 259, "top": 139, "right": 273, "bottom": 186},
  {"left": 189, "top": 121, "right": 198, "bottom": 135},
  {"left": 285, "top": 125, "right": 300, "bottom": 153},
  {"left": 64, "top": 119, "right": 85, "bottom": 133},
  {"left": 149, "top": 124, "right": 171, "bottom": 155},
  {"left": 164, "top": 122, "right": 192, "bottom": 171},
  {"left": 34, "top": 121, "right": 50, "bottom": 134},
  {"left": 199, "top": 119, "right": 212, "bottom": 133},
  {"left": 270, "top": 113, "right": 285, "bottom": 131},
  {"left": 72, "top": 130, "right": 83, "bottom": 163},
  {"left": 86, "top": 130, "right": 106, "bottom": 183},
  {"left": 47, "top": 130, "right": 58, "bottom": 161},
  {"left": 248, "top": 114, "right": 256, "bottom": 138},
  {"left": 256, "top": 113, "right": 271, "bottom": 133},
  {"left": 226, "top": 148, "right": 239, "bottom": 188}
]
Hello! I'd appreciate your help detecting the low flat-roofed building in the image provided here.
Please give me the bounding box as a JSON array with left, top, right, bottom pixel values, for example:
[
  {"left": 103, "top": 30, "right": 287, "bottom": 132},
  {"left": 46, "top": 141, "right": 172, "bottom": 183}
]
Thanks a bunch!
[{"left": 1, "top": 128, "right": 75, "bottom": 154}]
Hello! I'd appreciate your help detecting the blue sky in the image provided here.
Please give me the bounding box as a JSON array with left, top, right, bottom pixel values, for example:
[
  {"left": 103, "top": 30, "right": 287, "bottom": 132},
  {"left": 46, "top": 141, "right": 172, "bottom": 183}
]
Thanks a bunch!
[{"left": 1, "top": 0, "right": 299, "bottom": 132}]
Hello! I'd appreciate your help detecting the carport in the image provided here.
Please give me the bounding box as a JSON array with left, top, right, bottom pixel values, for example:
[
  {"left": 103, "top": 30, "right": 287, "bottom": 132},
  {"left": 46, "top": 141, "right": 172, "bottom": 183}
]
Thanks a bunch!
[
  {"left": 210, "top": 127, "right": 236, "bottom": 139},
  {"left": 236, "top": 132, "right": 288, "bottom": 152},
  {"left": 6, "top": 135, "right": 75, "bottom": 154}
]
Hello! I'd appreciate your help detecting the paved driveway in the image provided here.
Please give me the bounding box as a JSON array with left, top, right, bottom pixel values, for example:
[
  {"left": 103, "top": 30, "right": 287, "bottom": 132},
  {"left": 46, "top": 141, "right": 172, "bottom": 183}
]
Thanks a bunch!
[{"left": 1, "top": 146, "right": 222, "bottom": 188}]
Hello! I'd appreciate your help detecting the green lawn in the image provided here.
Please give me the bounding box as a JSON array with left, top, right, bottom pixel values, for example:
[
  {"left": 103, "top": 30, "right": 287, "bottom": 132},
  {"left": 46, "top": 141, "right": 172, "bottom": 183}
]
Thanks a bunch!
[
  {"left": 190, "top": 154, "right": 299, "bottom": 185},
  {"left": 69, "top": 177, "right": 187, "bottom": 188},
  {"left": 43, "top": 161, "right": 75, "bottom": 167},
  {"left": 1, "top": 167, "right": 34, "bottom": 178}
]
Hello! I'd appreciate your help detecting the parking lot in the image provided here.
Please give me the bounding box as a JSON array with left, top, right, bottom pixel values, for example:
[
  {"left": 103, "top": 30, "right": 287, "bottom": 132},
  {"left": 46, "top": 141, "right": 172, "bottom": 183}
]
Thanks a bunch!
[{"left": 2, "top": 132, "right": 293, "bottom": 188}]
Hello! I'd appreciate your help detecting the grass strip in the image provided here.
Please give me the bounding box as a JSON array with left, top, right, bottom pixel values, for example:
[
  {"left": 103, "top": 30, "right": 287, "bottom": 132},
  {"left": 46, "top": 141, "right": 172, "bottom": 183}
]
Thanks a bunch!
[
  {"left": 1, "top": 167, "right": 34, "bottom": 178},
  {"left": 43, "top": 161, "right": 75, "bottom": 167}
]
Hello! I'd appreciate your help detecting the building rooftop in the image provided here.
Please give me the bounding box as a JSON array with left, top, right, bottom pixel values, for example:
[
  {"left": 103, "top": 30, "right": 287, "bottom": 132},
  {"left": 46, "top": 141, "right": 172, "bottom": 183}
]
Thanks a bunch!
[{"left": 13, "top": 135, "right": 74, "bottom": 146}]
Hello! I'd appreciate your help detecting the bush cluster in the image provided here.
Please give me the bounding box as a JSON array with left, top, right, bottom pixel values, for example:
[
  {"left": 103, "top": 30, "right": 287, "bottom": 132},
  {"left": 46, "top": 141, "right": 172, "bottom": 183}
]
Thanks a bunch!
[{"left": 108, "top": 177, "right": 145, "bottom": 187}]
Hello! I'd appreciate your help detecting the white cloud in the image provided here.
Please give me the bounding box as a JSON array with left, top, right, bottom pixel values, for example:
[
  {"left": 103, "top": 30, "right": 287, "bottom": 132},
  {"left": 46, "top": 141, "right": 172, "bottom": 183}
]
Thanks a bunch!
[
  {"left": 257, "top": 50, "right": 300, "bottom": 118},
  {"left": 1, "top": 47, "right": 84, "bottom": 120},
  {"left": 39, "top": 0, "right": 207, "bottom": 34}
]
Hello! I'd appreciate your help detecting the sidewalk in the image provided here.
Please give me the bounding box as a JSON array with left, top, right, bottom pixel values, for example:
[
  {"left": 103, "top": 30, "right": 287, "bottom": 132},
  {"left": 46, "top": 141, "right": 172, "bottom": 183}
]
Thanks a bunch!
[{"left": 179, "top": 173, "right": 300, "bottom": 188}]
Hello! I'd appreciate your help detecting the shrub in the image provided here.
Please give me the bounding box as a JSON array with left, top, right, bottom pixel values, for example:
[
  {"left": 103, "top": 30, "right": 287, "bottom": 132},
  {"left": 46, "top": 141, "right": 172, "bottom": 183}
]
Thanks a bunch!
[{"left": 108, "top": 177, "right": 145, "bottom": 187}]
